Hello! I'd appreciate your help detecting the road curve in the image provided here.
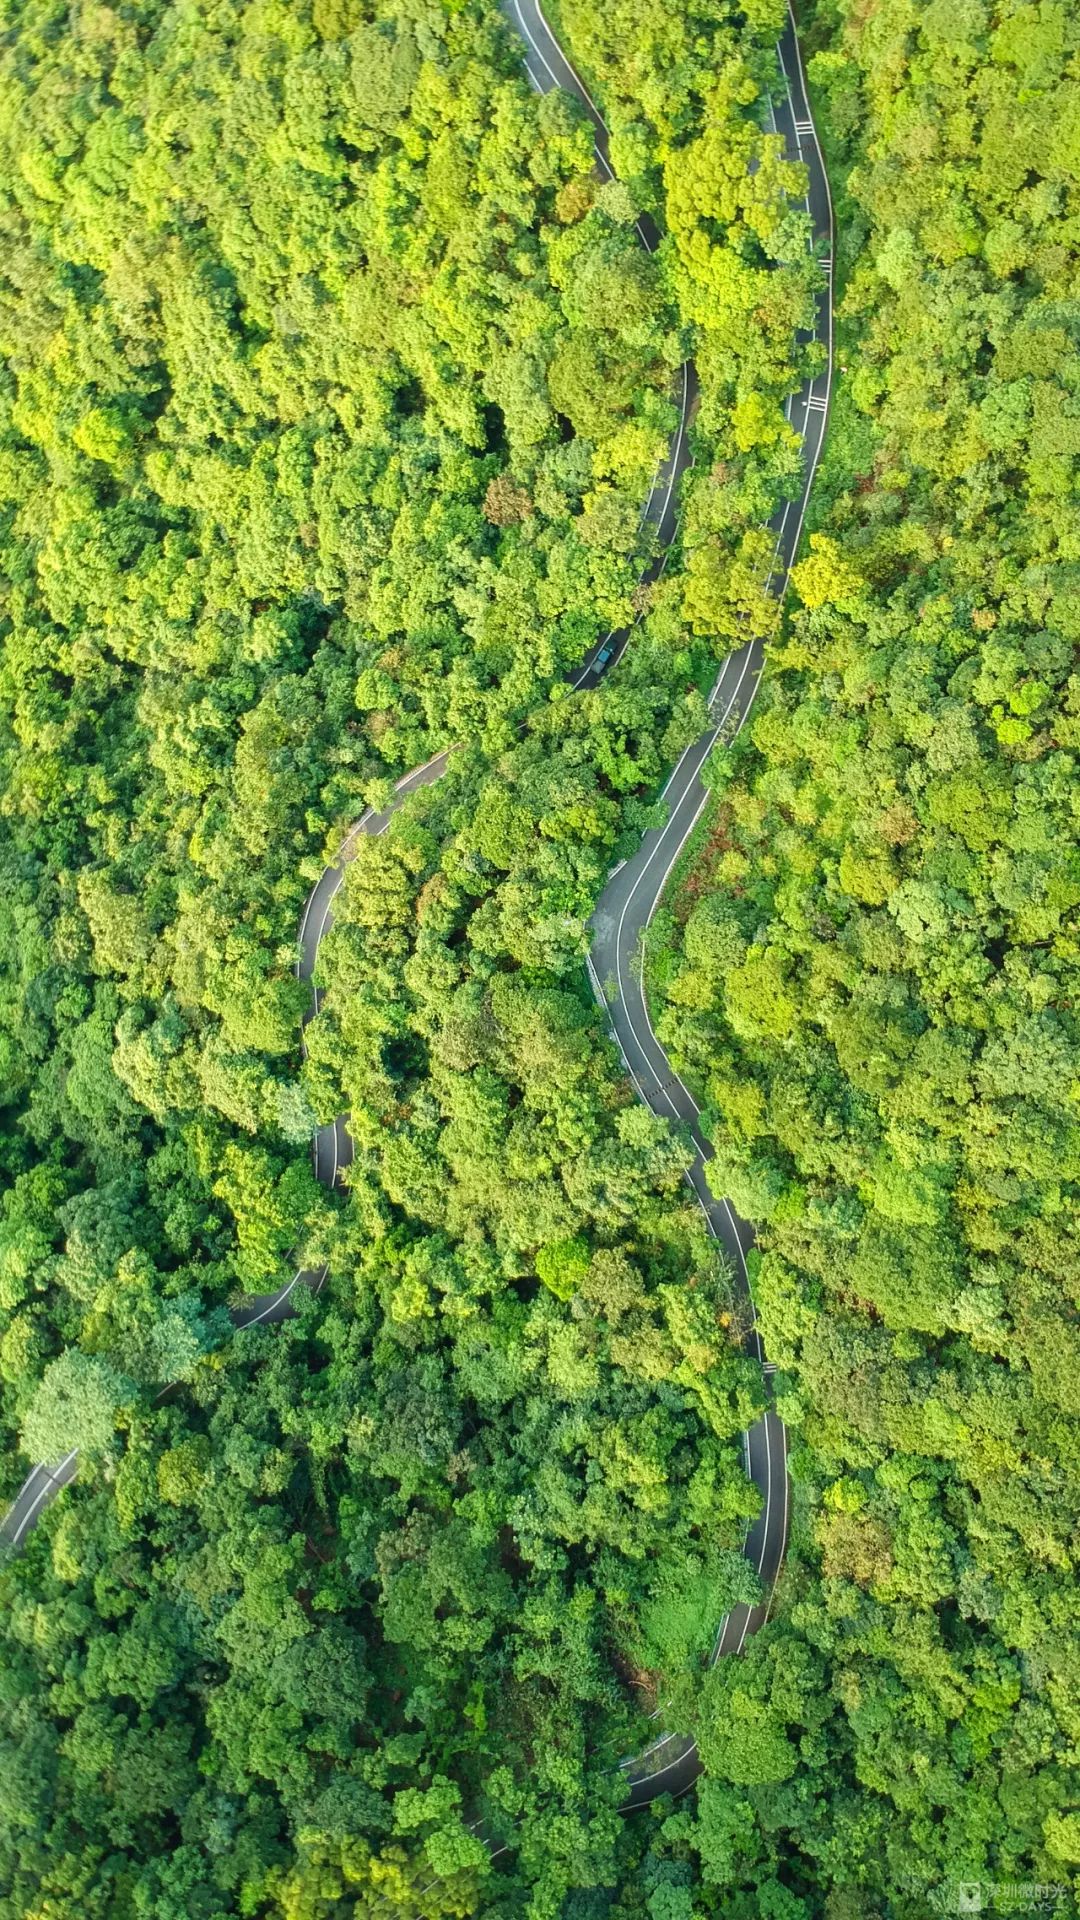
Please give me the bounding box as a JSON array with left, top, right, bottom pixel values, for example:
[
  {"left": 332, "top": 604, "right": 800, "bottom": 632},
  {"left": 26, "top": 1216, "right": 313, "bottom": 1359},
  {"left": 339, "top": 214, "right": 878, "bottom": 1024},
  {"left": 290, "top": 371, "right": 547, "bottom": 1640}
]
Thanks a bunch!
[
  {"left": 0, "top": 0, "right": 696, "bottom": 1550},
  {"left": 590, "top": 6, "right": 834, "bottom": 1805},
  {"left": 1, "top": 0, "right": 834, "bottom": 1821}
]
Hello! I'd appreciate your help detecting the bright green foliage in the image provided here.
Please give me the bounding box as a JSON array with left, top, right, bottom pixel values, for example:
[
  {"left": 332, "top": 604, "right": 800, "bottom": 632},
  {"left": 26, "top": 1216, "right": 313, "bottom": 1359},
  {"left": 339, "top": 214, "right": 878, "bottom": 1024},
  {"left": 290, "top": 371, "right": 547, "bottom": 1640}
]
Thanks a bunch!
[
  {"left": 649, "top": 0, "right": 1080, "bottom": 1910},
  {"left": 554, "top": 0, "right": 821, "bottom": 645},
  {"left": 0, "top": 0, "right": 805, "bottom": 1913},
  {"left": 5, "top": 0, "right": 1074, "bottom": 1909}
]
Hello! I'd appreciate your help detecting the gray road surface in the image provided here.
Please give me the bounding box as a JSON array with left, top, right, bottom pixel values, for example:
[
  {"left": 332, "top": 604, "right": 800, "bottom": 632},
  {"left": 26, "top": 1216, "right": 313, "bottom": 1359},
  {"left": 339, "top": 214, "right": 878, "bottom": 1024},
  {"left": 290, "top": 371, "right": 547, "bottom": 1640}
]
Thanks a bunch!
[{"left": 1, "top": 0, "right": 834, "bottom": 1824}]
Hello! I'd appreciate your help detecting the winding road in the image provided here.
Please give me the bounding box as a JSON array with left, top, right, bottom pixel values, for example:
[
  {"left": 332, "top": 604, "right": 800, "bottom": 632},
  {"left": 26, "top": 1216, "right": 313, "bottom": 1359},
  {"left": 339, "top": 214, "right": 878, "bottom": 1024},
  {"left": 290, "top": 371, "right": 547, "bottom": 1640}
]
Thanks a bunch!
[{"left": 1, "top": 0, "right": 833, "bottom": 1821}]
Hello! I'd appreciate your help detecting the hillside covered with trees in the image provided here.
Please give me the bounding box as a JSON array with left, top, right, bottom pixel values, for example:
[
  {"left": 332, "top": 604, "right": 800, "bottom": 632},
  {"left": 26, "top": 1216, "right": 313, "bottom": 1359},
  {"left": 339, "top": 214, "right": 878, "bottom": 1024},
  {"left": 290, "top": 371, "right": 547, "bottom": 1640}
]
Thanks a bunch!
[
  {"left": 0, "top": 0, "right": 1076, "bottom": 1915},
  {"left": 0, "top": 0, "right": 817, "bottom": 1913},
  {"left": 648, "top": 0, "right": 1080, "bottom": 1911}
]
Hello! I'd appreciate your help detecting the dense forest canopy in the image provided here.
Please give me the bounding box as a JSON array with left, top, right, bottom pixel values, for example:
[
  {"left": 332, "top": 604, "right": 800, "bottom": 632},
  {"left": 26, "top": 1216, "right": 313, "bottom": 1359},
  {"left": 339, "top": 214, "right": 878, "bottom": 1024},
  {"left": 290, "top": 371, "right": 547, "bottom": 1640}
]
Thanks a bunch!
[
  {"left": 0, "top": 0, "right": 818, "bottom": 1913},
  {"left": 0, "top": 0, "right": 1077, "bottom": 1914},
  {"left": 648, "top": 0, "right": 1080, "bottom": 1911}
]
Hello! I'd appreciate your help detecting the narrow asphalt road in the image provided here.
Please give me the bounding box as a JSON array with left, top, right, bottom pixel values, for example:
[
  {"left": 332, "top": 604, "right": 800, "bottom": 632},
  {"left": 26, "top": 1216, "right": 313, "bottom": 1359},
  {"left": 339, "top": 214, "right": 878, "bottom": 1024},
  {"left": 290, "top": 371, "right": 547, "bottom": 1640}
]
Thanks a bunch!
[
  {"left": 585, "top": 6, "right": 834, "bottom": 1803},
  {"left": 1, "top": 0, "right": 834, "bottom": 1821}
]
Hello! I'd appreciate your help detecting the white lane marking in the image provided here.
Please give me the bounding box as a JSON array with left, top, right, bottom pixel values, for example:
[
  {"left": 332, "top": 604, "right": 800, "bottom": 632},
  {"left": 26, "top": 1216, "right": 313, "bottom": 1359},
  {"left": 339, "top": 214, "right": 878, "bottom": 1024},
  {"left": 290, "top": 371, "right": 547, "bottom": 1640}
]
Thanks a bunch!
[
  {"left": 512, "top": 0, "right": 655, "bottom": 255},
  {"left": 645, "top": 784, "right": 711, "bottom": 931},
  {"left": 635, "top": 1400, "right": 779, "bottom": 1758},
  {"left": 6, "top": 26, "right": 822, "bottom": 1856},
  {"left": 278, "top": 804, "right": 405, "bottom": 1293},
  {"left": 765, "top": 25, "right": 833, "bottom": 589},
  {"left": 598, "top": 965, "right": 775, "bottom": 1743},
  {"left": 311, "top": 0, "right": 828, "bottom": 1872},
  {"left": 788, "top": 99, "right": 805, "bottom": 165},
  {"left": 296, "top": 752, "right": 452, "bottom": 990},
  {"left": 568, "top": 362, "right": 692, "bottom": 692},
  {"left": 761, "top": 1417, "right": 790, "bottom": 1629},
  {"left": 617, "top": 640, "right": 760, "bottom": 1002},
  {"left": 295, "top": 875, "right": 325, "bottom": 975},
  {"left": 449, "top": 0, "right": 823, "bottom": 1828},
  {"left": 9, "top": 1452, "right": 79, "bottom": 1545},
  {"left": 510, "top": 0, "right": 619, "bottom": 193},
  {"left": 654, "top": 361, "right": 691, "bottom": 534},
  {"left": 763, "top": 498, "right": 793, "bottom": 596},
  {"left": 511, "top": 0, "right": 694, "bottom": 701},
  {"left": 529, "top": 0, "right": 608, "bottom": 138},
  {"left": 781, "top": 1, "right": 836, "bottom": 407},
  {"left": 585, "top": 953, "right": 607, "bottom": 1011},
  {"left": 510, "top": 0, "right": 575, "bottom": 108},
  {"left": 610, "top": 0, "right": 836, "bottom": 1764},
  {"left": 643, "top": 363, "right": 688, "bottom": 532},
  {"left": 319, "top": 813, "right": 394, "bottom": 1188},
  {"left": 309, "top": 870, "right": 345, "bottom": 1002}
]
